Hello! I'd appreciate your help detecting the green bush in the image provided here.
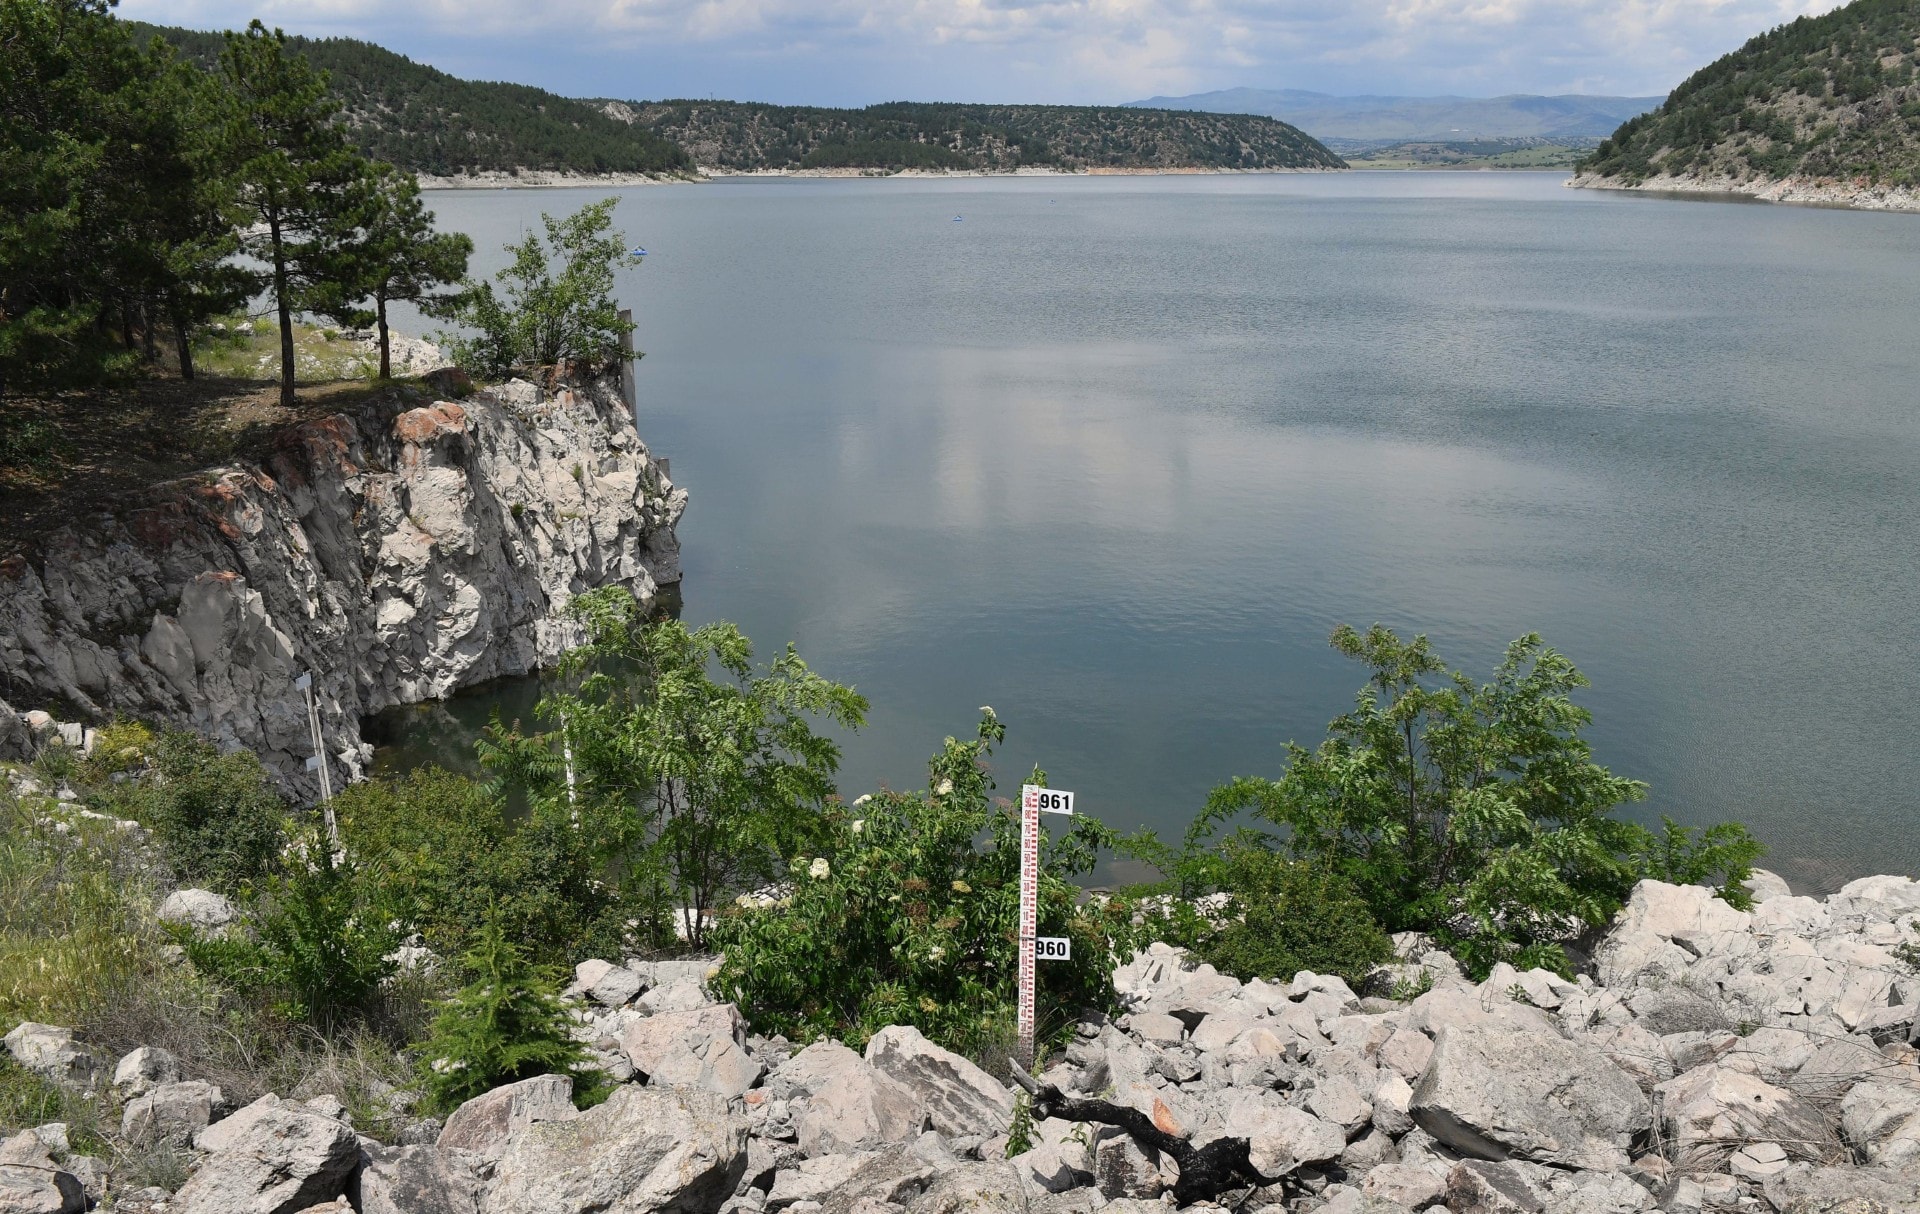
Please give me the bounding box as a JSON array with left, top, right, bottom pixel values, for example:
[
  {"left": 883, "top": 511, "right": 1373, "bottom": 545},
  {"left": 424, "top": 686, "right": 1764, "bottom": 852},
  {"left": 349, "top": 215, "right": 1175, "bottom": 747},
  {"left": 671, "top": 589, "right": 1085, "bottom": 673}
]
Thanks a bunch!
[
  {"left": 1187, "top": 625, "right": 1759, "bottom": 979},
  {"left": 417, "top": 915, "right": 603, "bottom": 1116},
  {"left": 182, "top": 832, "right": 398, "bottom": 1030},
  {"left": 98, "top": 730, "right": 288, "bottom": 893},
  {"left": 1188, "top": 849, "right": 1392, "bottom": 988},
  {"left": 1633, "top": 817, "right": 1765, "bottom": 910},
  {"left": 335, "top": 767, "right": 631, "bottom": 963},
  {"left": 710, "top": 711, "right": 1127, "bottom": 1059},
  {"left": 480, "top": 588, "right": 867, "bottom": 952}
]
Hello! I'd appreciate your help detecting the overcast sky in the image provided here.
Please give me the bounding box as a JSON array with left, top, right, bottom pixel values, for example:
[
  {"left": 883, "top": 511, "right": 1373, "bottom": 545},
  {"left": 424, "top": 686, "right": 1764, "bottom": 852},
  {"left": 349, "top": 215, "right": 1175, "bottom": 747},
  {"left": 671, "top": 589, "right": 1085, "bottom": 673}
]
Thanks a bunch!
[{"left": 117, "top": 0, "right": 1846, "bottom": 108}]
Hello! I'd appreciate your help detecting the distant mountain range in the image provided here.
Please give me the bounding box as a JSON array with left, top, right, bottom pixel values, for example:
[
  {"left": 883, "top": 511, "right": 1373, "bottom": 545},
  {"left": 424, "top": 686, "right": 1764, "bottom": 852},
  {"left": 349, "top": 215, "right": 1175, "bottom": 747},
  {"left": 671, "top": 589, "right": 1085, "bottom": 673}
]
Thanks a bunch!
[{"left": 1123, "top": 89, "right": 1667, "bottom": 143}]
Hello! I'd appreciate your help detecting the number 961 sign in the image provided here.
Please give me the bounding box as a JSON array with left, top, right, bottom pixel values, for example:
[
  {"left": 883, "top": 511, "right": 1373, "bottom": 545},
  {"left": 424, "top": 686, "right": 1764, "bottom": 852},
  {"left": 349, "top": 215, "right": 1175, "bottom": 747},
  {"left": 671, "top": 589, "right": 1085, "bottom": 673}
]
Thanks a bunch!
[{"left": 1021, "top": 785, "right": 1074, "bottom": 815}]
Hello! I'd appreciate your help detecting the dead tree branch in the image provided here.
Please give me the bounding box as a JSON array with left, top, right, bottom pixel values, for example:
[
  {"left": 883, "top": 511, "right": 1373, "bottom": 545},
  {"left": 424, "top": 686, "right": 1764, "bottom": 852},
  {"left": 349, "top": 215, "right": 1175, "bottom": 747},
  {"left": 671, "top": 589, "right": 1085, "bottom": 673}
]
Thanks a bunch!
[{"left": 1008, "top": 1059, "right": 1288, "bottom": 1207}]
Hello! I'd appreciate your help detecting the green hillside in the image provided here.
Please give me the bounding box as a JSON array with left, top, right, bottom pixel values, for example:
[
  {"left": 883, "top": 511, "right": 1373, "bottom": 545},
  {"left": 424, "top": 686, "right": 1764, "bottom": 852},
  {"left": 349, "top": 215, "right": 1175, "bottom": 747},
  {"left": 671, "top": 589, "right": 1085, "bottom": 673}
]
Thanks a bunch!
[
  {"left": 127, "top": 23, "right": 693, "bottom": 177},
  {"left": 1579, "top": 0, "right": 1920, "bottom": 187},
  {"left": 618, "top": 100, "right": 1346, "bottom": 172},
  {"left": 128, "top": 22, "right": 1342, "bottom": 176}
]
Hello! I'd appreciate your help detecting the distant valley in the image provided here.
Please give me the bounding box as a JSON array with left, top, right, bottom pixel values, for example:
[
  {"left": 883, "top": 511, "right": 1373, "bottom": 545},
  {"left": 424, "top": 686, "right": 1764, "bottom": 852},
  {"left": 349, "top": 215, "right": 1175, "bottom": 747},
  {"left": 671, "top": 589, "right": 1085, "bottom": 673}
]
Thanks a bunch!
[{"left": 1125, "top": 88, "right": 1666, "bottom": 169}]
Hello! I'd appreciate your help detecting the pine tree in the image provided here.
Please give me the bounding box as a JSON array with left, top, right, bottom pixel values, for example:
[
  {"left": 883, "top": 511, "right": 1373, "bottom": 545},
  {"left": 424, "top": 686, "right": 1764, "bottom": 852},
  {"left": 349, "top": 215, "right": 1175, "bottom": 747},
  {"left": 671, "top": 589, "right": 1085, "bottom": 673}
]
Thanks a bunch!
[
  {"left": 219, "top": 21, "right": 365, "bottom": 406},
  {"left": 312, "top": 161, "right": 471, "bottom": 379},
  {"left": 418, "top": 915, "right": 601, "bottom": 1115}
]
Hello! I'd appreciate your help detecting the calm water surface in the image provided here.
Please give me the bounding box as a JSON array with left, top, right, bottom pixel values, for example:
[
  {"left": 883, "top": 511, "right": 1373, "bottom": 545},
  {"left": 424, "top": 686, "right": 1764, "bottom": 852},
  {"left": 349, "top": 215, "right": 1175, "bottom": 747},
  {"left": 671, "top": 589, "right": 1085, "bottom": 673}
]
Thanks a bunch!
[{"left": 378, "top": 172, "right": 1920, "bottom": 893}]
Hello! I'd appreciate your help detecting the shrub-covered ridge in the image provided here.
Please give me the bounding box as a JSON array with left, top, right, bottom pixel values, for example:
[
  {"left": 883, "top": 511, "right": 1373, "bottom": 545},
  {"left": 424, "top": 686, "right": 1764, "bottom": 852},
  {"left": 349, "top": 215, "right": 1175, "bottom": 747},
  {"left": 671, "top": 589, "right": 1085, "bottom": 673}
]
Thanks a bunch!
[{"left": 1577, "top": 0, "right": 1920, "bottom": 204}]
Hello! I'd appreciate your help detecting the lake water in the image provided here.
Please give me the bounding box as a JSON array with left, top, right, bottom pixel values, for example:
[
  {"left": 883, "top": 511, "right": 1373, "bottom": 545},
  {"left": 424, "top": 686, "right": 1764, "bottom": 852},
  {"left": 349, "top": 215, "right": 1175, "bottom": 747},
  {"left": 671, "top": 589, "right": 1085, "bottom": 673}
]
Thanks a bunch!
[{"left": 378, "top": 172, "right": 1920, "bottom": 894}]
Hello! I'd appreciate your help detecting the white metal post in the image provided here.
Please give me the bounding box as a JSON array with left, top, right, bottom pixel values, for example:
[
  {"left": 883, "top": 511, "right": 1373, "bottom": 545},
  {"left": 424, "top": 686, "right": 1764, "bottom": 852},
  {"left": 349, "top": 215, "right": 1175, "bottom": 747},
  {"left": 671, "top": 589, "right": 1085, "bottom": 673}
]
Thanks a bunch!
[{"left": 296, "top": 673, "right": 338, "bottom": 849}]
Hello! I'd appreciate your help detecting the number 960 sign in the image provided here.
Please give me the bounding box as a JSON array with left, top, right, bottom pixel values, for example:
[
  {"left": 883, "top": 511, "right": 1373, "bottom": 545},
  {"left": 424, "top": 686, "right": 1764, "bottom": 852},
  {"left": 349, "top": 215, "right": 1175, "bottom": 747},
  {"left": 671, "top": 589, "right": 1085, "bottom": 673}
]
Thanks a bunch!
[{"left": 1034, "top": 936, "right": 1071, "bottom": 961}]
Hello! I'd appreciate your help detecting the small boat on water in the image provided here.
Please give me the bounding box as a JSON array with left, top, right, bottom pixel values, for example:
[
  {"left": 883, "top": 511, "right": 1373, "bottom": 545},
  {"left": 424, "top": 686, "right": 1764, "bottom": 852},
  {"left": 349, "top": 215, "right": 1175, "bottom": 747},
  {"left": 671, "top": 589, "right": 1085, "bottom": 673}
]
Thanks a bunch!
[
  {"left": 952, "top": 216, "right": 963, "bottom": 222},
  {"left": 628, "top": 247, "right": 649, "bottom": 258}
]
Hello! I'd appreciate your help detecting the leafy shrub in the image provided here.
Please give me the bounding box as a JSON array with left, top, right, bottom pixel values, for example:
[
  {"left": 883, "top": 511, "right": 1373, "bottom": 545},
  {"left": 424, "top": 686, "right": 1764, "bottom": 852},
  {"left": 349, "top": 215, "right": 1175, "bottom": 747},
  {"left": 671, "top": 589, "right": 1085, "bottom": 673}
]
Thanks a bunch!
[
  {"left": 1633, "top": 817, "right": 1765, "bottom": 910},
  {"left": 98, "top": 730, "right": 288, "bottom": 893},
  {"left": 481, "top": 588, "right": 867, "bottom": 951},
  {"left": 439, "top": 198, "right": 635, "bottom": 376},
  {"left": 710, "top": 711, "right": 1127, "bottom": 1058},
  {"left": 182, "top": 833, "right": 398, "bottom": 1030},
  {"left": 336, "top": 766, "right": 631, "bottom": 963},
  {"left": 1188, "top": 849, "right": 1392, "bottom": 988},
  {"left": 1191, "top": 625, "right": 1758, "bottom": 979},
  {"left": 417, "top": 915, "right": 602, "bottom": 1116}
]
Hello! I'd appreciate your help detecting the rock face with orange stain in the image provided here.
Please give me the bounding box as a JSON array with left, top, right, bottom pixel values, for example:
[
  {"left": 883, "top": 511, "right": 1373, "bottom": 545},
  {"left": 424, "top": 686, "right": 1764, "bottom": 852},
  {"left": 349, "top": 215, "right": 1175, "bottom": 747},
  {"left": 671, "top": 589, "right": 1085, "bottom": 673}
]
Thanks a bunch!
[{"left": 0, "top": 372, "right": 683, "bottom": 794}]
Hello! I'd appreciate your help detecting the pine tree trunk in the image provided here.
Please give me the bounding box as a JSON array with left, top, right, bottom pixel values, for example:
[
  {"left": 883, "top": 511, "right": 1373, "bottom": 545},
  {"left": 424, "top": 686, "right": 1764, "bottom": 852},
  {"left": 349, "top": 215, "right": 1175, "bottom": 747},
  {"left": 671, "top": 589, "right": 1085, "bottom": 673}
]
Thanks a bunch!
[
  {"left": 172, "top": 296, "right": 195, "bottom": 382},
  {"left": 141, "top": 299, "right": 158, "bottom": 363},
  {"left": 377, "top": 292, "right": 391, "bottom": 380},
  {"left": 270, "top": 211, "right": 296, "bottom": 407}
]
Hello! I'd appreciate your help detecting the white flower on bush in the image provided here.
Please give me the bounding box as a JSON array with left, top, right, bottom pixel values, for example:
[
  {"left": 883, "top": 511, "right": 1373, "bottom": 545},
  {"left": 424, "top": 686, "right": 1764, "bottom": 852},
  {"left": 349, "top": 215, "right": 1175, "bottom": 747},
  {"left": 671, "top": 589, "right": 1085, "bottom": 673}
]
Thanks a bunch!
[
  {"left": 809, "top": 857, "right": 831, "bottom": 880},
  {"left": 850, "top": 820, "right": 865, "bottom": 835},
  {"left": 935, "top": 778, "right": 954, "bottom": 797},
  {"left": 927, "top": 945, "right": 946, "bottom": 961},
  {"left": 853, "top": 794, "right": 873, "bottom": 807}
]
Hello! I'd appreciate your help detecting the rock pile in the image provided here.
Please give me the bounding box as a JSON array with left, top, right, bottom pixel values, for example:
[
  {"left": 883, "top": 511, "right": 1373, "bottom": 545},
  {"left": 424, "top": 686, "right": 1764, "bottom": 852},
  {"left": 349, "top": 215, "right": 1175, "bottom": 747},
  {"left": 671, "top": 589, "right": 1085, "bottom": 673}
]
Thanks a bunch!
[{"left": 6, "top": 873, "right": 1919, "bottom": 1212}]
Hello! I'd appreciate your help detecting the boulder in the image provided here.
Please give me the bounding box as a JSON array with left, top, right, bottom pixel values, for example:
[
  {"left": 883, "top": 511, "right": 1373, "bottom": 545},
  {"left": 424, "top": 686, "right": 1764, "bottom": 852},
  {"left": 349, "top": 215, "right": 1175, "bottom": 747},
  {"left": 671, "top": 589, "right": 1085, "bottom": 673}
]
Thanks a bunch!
[
  {"left": 640, "top": 982, "right": 715, "bottom": 1014},
  {"left": 0, "top": 699, "right": 30, "bottom": 763},
  {"left": 764, "top": 1152, "right": 879, "bottom": 1209},
  {"left": 484, "top": 1084, "right": 748, "bottom": 1214},
  {"left": 437, "top": 1074, "right": 579, "bottom": 1159},
  {"left": 1613, "top": 880, "right": 1751, "bottom": 940},
  {"left": 619, "top": 1004, "right": 763, "bottom": 1098},
  {"left": 175, "top": 1093, "right": 359, "bottom": 1214},
  {"left": 158, "top": 889, "right": 238, "bottom": 933},
  {"left": 2, "top": 1024, "right": 98, "bottom": 1092},
  {"left": 583, "top": 968, "right": 645, "bottom": 1006},
  {"left": 863, "top": 1027, "right": 1012, "bottom": 1139},
  {"left": 772, "top": 1042, "right": 924, "bottom": 1156},
  {"left": 1743, "top": 869, "right": 1793, "bottom": 903},
  {"left": 1213, "top": 1091, "right": 1345, "bottom": 1175},
  {"left": 113, "top": 1046, "right": 182, "bottom": 1098},
  {"left": 1121, "top": 1012, "right": 1184, "bottom": 1047},
  {"left": 1091, "top": 1131, "right": 1164, "bottom": 1200},
  {"left": 1840, "top": 1080, "right": 1920, "bottom": 1166},
  {"left": 0, "top": 1131, "right": 84, "bottom": 1214},
  {"left": 902, "top": 1161, "right": 1025, "bottom": 1214},
  {"left": 1656, "top": 1063, "right": 1840, "bottom": 1171},
  {"left": 1760, "top": 1160, "right": 1920, "bottom": 1214},
  {"left": 123, "top": 1080, "right": 226, "bottom": 1143},
  {"left": 1360, "top": 1161, "right": 1450, "bottom": 1209},
  {"left": 351, "top": 1144, "right": 483, "bottom": 1214},
  {"left": 1409, "top": 1023, "right": 1649, "bottom": 1171}
]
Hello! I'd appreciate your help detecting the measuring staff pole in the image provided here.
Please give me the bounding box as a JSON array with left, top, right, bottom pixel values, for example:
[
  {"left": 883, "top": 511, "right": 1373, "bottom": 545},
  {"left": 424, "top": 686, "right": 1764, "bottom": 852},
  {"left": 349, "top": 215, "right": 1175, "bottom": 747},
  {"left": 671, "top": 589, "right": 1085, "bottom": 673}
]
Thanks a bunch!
[
  {"left": 1016, "top": 783, "right": 1077, "bottom": 1069},
  {"left": 1017, "top": 786, "right": 1040, "bottom": 1067},
  {"left": 295, "top": 672, "right": 338, "bottom": 850}
]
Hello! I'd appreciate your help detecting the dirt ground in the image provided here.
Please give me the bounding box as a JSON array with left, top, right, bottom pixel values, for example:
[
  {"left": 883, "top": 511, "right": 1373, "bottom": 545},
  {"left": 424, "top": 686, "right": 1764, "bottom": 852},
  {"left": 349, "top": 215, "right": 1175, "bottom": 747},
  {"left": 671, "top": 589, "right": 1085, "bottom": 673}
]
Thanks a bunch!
[{"left": 0, "top": 374, "right": 397, "bottom": 556}]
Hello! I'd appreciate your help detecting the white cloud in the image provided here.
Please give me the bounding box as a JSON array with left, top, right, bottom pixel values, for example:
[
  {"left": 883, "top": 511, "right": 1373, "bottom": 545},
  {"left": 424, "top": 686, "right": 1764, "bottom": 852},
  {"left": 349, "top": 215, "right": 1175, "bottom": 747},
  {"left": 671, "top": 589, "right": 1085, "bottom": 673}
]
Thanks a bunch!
[{"left": 116, "top": 0, "right": 1853, "bottom": 103}]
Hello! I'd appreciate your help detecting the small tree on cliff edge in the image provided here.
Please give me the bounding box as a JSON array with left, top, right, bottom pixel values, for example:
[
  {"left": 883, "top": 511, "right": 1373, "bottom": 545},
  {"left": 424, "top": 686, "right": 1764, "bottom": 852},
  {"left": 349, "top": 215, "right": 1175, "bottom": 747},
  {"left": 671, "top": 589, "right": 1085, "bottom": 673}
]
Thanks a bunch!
[
  {"left": 441, "top": 197, "right": 635, "bottom": 377},
  {"left": 311, "top": 161, "right": 472, "bottom": 379},
  {"left": 220, "top": 21, "right": 365, "bottom": 406}
]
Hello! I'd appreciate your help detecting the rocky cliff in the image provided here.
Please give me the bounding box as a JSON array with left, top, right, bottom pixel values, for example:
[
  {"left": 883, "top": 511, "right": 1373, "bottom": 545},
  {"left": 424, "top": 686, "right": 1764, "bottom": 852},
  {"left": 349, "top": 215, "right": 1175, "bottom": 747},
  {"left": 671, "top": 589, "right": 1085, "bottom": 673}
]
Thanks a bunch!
[{"left": 0, "top": 371, "right": 684, "bottom": 795}]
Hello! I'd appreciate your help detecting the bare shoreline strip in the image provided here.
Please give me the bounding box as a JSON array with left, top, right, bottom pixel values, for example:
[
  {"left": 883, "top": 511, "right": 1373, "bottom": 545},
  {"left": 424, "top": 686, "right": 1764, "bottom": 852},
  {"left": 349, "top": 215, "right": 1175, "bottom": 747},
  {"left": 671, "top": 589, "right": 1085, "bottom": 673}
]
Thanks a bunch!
[
  {"left": 414, "top": 165, "right": 1348, "bottom": 190},
  {"left": 1567, "top": 170, "right": 1920, "bottom": 214}
]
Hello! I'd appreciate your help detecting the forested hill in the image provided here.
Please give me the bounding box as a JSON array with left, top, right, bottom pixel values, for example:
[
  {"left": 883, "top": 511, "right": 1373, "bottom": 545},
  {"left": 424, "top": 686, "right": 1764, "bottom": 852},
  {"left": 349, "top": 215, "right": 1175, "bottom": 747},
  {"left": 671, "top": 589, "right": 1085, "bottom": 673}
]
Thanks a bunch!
[
  {"left": 128, "top": 23, "right": 693, "bottom": 177},
  {"left": 129, "top": 23, "right": 1343, "bottom": 175},
  {"left": 611, "top": 100, "right": 1346, "bottom": 172},
  {"left": 1577, "top": 0, "right": 1920, "bottom": 190}
]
